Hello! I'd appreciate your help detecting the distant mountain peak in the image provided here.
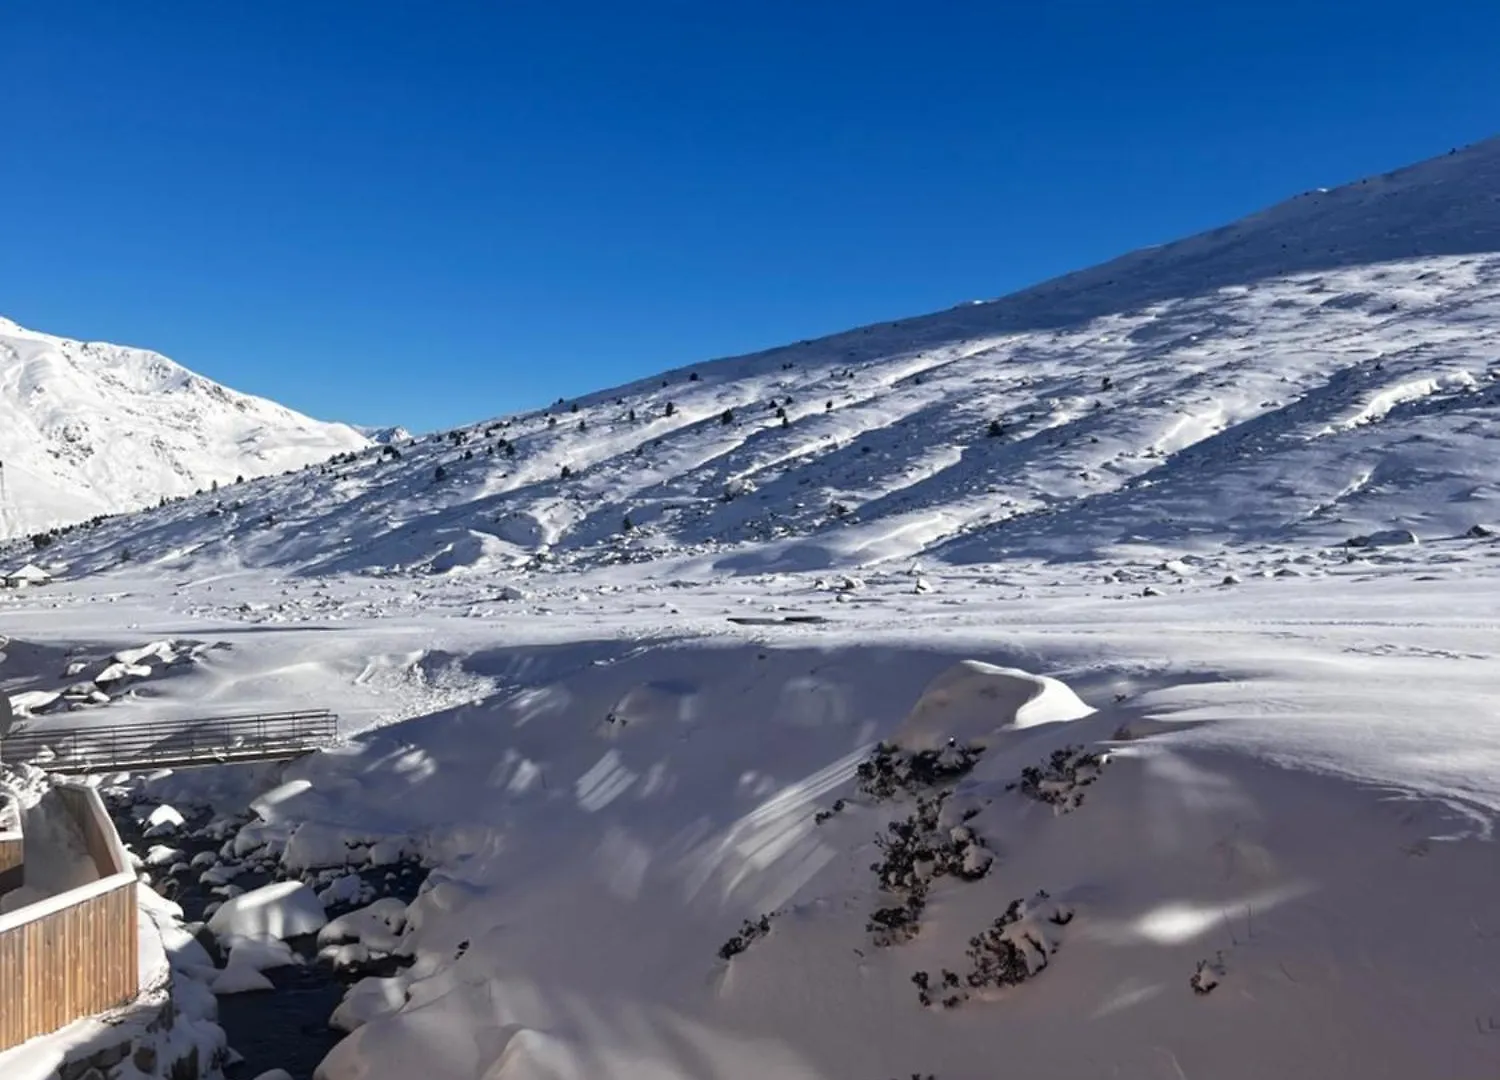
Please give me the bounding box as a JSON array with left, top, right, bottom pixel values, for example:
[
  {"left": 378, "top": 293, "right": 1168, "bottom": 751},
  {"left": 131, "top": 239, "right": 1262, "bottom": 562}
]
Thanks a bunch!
[
  {"left": 0, "top": 316, "right": 369, "bottom": 538},
  {"left": 353, "top": 425, "right": 413, "bottom": 445}
]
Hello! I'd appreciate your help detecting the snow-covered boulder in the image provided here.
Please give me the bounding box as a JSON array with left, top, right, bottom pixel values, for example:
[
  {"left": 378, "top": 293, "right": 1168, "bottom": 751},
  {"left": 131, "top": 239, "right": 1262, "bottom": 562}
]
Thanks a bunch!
[
  {"left": 211, "top": 964, "right": 274, "bottom": 994},
  {"left": 318, "top": 897, "right": 409, "bottom": 953},
  {"left": 224, "top": 936, "right": 299, "bottom": 973},
  {"left": 329, "top": 976, "right": 409, "bottom": 1033},
  {"left": 94, "top": 660, "right": 152, "bottom": 686},
  {"left": 319, "top": 942, "right": 371, "bottom": 970},
  {"left": 144, "top": 844, "right": 186, "bottom": 868},
  {"left": 283, "top": 821, "right": 369, "bottom": 872},
  {"left": 142, "top": 803, "right": 186, "bottom": 838},
  {"left": 1346, "top": 528, "right": 1419, "bottom": 548},
  {"left": 207, "top": 881, "right": 327, "bottom": 943},
  {"left": 318, "top": 872, "right": 375, "bottom": 909},
  {"left": 366, "top": 838, "right": 408, "bottom": 867}
]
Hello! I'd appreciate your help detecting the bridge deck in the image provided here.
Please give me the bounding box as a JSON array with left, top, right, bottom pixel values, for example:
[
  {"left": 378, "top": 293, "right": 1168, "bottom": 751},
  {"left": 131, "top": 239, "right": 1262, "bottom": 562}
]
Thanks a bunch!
[{"left": 0, "top": 709, "right": 338, "bottom": 774}]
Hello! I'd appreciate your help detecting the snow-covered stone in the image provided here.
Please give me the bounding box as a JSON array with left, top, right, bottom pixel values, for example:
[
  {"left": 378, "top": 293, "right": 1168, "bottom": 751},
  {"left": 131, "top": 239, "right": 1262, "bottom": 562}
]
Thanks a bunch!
[
  {"left": 329, "top": 976, "right": 409, "bottom": 1033},
  {"left": 206, "top": 881, "right": 327, "bottom": 944},
  {"left": 210, "top": 964, "right": 274, "bottom": 994}
]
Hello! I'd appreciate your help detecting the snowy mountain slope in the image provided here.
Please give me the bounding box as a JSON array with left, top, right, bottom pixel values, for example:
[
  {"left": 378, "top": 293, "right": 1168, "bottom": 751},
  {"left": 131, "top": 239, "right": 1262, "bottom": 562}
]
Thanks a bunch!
[
  {"left": 8, "top": 138, "right": 1500, "bottom": 580},
  {"left": 0, "top": 316, "right": 370, "bottom": 540},
  {"left": 8, "top": 139, "right": 1500, "bottom": 1080}
]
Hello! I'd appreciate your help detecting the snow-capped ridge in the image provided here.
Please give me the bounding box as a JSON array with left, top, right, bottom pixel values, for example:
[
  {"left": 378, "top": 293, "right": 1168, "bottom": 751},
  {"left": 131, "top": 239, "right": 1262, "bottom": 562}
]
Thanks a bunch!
[
  {"left": 0, "top": 316, "right": 371, "bottom": 538},
  {"left": 9, "top": 138, "right": 1500, "bottom": 575}
]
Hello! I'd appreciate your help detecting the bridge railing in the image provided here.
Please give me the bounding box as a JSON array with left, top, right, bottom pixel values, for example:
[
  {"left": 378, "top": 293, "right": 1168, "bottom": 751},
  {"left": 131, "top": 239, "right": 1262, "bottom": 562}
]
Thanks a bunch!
[
  {"left": 0, "top": 782, "right": 138, "bottom": 1053},
  {"left": 0, "top": 709, "right": 339, "bottom": 773}
]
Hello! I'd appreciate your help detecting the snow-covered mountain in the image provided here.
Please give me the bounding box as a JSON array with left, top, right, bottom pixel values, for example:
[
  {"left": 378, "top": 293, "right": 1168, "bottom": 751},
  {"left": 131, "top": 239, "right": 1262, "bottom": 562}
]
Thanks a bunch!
[
  {"left": 352, "top": 424, "right": 413, "bottom": 445},
  {"left": 8, "top": 138, "right": 1500, "bottom": 579},
  {"left": 9, "top": 139, "right": 1500, "bottom": 1080},
  {"left": 0, "top": 316, "right": 370, "bottom": 539}
]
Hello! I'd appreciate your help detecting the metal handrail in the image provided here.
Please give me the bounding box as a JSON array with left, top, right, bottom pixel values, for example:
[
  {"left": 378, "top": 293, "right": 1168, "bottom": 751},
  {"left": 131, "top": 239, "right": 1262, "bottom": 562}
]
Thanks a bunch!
[{"left": 0, "top": 709, "right": 338, "bottom": 773}]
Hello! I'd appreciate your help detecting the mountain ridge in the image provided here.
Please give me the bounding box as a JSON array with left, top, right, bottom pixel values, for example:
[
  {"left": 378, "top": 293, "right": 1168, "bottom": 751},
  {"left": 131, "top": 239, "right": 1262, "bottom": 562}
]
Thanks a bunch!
[{"left": 6, "top": 137, "right": 1499, "bottom": 576}]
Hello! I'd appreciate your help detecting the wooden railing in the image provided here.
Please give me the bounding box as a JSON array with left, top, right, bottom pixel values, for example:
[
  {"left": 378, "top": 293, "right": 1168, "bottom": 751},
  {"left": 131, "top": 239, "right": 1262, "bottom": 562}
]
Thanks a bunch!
[
  {"left": 1, "top": 709, "right": 339, "bottom": 774},
  {"left": 0, "top": 783, "right": 138, "bottom": 1054}
]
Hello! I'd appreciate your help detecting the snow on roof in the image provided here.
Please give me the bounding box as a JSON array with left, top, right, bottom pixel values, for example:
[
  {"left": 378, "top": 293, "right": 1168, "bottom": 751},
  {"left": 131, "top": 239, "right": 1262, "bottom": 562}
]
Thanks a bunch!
[{"left": 2, "top": 564, "right": 51, "bottom": 582}]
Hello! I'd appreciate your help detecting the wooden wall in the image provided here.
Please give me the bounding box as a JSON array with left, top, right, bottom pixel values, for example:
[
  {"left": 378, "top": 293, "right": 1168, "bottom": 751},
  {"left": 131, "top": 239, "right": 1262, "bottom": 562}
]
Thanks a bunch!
[
  {"left": 0, "top": 834, "right": 21, "bottom": 877},
  {"left": 0, "top": 878, "right": 138, "bottom": 1052},
  {"left": 0, "top": 785, "right": 138, "bottom": 1054}
]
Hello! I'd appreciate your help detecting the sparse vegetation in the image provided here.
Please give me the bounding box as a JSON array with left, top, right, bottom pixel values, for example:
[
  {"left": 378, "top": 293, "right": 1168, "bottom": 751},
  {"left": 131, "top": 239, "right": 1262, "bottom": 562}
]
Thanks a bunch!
[
  {"left": 856, "top": 740, "right": 984, "bottom": 801},
  {"left": 911, "top": 892, "right": 1070, "bottom": 1008},
  {"left": 1190, "top": 953, "right": 1224, "bottom": 995},
  {"left": 718, "top": 912, "right": 774, "bottom": 960},
  {"left": 1008, "top": 745, "right": 1108, "bottom": 812}
]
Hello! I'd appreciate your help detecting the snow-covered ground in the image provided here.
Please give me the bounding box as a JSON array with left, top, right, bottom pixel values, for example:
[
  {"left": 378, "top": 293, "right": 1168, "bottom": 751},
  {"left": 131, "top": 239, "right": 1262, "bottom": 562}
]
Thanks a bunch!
[
  {"left": 3, "top": 138, "right": 1500, "bottom": 1079},
  {"left": 4, "top": 548, "right": 1500, "bottom": 1079},
  {"left": 0, "top": 316, "right": 369, "bottom": 540}
]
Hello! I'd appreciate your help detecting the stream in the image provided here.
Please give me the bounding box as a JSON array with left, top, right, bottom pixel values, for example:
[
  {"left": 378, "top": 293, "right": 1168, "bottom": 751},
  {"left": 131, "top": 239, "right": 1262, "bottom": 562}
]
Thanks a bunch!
[{"left": 108, "top": 796, "right": 427, "bottom": 1080}]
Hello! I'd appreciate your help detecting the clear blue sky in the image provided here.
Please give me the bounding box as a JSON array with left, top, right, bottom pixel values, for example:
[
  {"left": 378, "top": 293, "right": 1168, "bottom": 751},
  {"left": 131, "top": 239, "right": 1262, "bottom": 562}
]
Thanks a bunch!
[{"left": 2, "top": 2, "right": 1495, "bottom": 432}]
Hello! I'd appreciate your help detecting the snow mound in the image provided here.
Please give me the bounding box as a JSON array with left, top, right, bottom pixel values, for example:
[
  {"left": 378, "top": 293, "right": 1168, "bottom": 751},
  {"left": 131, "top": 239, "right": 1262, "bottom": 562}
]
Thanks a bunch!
[
  {"left": 329, "top": 976, "right": 408, "bottom": 1034},
  {"left": 284, "top": 821, "right": 369, "bottom": 871},
  {"left": 891, "top": 660, "right": 1094, "bottom": 751},
  {"left": 318, "top": 897, "right": 409, "bottom": 953},
  {"left": 206, "top": 881, "right": 327, "bottom": 943},
  {"left": 223, "top": 935, "right": 299, "bottom": 973}
]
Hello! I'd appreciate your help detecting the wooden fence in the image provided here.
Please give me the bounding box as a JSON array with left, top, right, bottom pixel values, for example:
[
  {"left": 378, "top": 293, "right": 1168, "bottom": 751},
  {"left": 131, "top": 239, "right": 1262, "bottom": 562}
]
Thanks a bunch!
[{"left": 0, "top": 784, "right": 138, "bottom": 1054}]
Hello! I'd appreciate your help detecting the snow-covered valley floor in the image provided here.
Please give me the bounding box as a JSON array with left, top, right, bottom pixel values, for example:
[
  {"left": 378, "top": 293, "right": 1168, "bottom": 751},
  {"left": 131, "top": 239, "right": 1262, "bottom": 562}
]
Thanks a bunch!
[{"left": 4, "top": 543, "right": 1500, "bottom": 1080}]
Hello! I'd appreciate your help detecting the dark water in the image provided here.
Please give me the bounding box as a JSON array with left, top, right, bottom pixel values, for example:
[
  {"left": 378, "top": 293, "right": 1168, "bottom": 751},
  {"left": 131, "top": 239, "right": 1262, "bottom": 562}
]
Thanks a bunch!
[{"left": 109, "top": 796, "right": 424, "bottom": 1080}]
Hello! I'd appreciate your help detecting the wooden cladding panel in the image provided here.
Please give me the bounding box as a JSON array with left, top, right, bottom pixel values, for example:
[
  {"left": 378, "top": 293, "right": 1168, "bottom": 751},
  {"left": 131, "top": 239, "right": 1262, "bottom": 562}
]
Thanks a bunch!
[
  {"left": 0, "top": 835, "right": 20, "bottom": 877},
  {"left": 0, "top": 878, "right": 138, "bottom": 1053}
]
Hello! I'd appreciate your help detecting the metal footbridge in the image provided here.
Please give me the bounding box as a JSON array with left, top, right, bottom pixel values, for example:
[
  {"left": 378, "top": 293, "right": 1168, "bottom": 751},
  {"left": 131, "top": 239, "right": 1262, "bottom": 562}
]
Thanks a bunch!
[{"left": 0, "top": 709, "right": 339, "bottom": 774}]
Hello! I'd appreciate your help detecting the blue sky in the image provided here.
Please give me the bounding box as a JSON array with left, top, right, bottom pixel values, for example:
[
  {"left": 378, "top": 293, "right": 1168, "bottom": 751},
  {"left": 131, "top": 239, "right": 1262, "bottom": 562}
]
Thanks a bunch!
[{"left": 2, "top": 2, "right": 1496, "bottom": 432}]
